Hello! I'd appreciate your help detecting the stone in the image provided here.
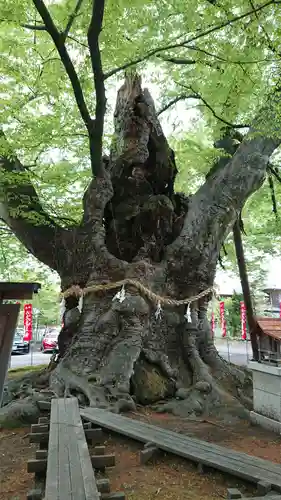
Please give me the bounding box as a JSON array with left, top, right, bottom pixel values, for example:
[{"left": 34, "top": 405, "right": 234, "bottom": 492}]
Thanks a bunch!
[
  {"left": 226, "top": 488, "right": 242, "bottom": 499},
  {"left": 131, "top": 359, "right": 175, "bottom": 404}
]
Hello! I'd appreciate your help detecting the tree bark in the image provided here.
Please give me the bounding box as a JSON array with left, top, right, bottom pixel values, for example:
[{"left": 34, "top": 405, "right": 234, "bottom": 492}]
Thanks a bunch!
[
  {"left": 233, "top": 219, "right": 259, "bottom": 361},
  {"left": 0, "top": 132, "right": 68, "bottom": 271},
  {"left": 2, "top": 75, "right": 280, "bottom": 420},
  {"left": 50, "top": 73, "right": 277, "bottom": 417}
]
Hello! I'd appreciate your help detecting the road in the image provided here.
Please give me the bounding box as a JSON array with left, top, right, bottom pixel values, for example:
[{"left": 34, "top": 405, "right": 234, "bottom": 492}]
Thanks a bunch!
[
  {"left": 216, "top": 339, "right": 253, "bottom": 365},
  {"left": 10, "top": 340, "right": 252, "bottom": 369},
  {"left": 10, "top": 349, "right": 51, "bottom": 368}
]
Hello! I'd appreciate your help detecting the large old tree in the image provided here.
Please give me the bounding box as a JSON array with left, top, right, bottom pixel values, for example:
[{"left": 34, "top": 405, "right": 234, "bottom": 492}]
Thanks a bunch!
[{"left": 1, "top": 0, "right": 281, "bottom": 419}]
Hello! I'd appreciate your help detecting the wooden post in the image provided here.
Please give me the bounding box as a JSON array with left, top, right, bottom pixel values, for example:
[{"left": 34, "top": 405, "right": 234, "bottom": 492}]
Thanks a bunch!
[
  {"left": 0, "top": 304, "right": 21, "bottom": 406},
  {"left": 0, "top": 282, "right": 41, "bottom": 407},
  {"left": 233, "top": 219, "right": 259, "bottom": 361}
]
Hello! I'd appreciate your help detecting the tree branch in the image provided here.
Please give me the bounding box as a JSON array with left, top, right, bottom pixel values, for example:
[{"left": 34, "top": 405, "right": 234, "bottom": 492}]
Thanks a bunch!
[
  {"left": 267, "top": 163, "right": 281, "bottom": 183},
  {"left": 33, "top": 0, "right": 92, "bottom": 131},
  {"left": 248, "top": 0, "right": 281, "bottom": 57},
  {"left": 162, "top": 46, "right": 275, "bottom": 65},
  {"left": 179, "top": 83, "right": 249, "bottom": 128},
  {"left": 21, "top": 23, "right": 46, "bottom": 30},
  {"left": 165, "top": 89, "right": 281, "bottom": 289},
  {"left": 158, "top": 56, "right": 196, "bottom": 65},
  {"left": 104, "top": 1, "right": 277, "bottom": 80},
  {"left": 67, "top": 34, "right": 89, "bottom": 48},
  {"left": 81, "top": 163, "right": 128, "bottom": 273},
  {"left": 268, "top": 173, "right": 278, "bottom": 217},
  {"left": 157, "top": 94, "right": 197, "bottom": 116},
  {"left": 104, "top": 47, "right": 167, "bottom": 80},
  {"left": 0, "top": 132, "right": 67, "bottom": 270},
  {"left": 87, "top": 0, "right": 106, "bottom": 177},
  {"left": 63, "top": 0, "right": 84, "bottom": 41}
]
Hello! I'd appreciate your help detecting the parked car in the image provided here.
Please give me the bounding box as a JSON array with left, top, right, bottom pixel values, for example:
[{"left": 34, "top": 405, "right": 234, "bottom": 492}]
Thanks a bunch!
[
  {"left": 41, "top": 330, "right": 59, "bottom": 353},
  {"left": 11, "top": 330, "right": 30, "bottom": 354}
]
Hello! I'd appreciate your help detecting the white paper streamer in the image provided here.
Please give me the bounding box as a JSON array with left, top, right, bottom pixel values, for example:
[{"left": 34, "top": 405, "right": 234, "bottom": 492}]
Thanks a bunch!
[
  {"left": 112, "top": 285, "right": 126, "bottom": 303},
  {"left": 78, "top": 294, "right": 84, "bottom": 313},
  {"left": 184, "top": 303, "right": 192, "bottom": 323},
  {"left": 155, "top": 301, "right": 163, "bottom": 320}
]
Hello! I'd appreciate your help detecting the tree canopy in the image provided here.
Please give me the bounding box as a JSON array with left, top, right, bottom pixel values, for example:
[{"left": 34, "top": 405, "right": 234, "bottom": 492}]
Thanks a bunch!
[{"left": 1, "top": 0, "right": 281, "bottom": 282}]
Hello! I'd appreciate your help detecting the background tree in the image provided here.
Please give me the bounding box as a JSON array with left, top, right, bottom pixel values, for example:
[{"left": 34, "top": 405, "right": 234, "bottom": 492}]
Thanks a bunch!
[
  {"left": 1, "top": 0, "right": 281, "bottom": 421},
  {"left": 224, "top": 293, "right": 245, "bottom": 338}
]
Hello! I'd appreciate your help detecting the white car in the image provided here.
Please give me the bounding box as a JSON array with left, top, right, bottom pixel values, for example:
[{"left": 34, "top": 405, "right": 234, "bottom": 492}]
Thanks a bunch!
[{"left": 11, "top": 330, "right": 30, "bottom": 354}]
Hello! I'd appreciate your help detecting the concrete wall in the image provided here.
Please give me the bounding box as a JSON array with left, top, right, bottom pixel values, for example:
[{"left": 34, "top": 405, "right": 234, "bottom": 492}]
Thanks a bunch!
[{"left": 249, "top": 361, "right": 281, "bottom": 433}]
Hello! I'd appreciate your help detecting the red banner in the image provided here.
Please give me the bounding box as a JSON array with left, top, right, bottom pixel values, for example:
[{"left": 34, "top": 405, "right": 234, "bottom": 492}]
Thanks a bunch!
[
  {"left": 240, "top": 301, "right": 247, "bottom": 340},
  {"left": 211, "top": 312, "right": 215, "bottom": 338},
  {"left": 23, "top": 303, "right": 33, "bottom": 341},
  {"left": 219, "top": 301, "right": 227, "bottom": 337}
]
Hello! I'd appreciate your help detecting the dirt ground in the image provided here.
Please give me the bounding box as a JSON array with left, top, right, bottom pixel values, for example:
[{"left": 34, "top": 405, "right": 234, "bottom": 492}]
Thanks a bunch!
[{"left": 0, "top": 409, "right": 280, "bottom": 500}]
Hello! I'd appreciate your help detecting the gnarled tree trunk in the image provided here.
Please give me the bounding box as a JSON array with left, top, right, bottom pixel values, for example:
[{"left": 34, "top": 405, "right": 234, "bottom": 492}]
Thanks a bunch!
[
  {"left": 1, "top": 74, "right": 279, "bottom": 423},
  {"left": 47, "top": 74, "right": 271, "bottom": 418}
]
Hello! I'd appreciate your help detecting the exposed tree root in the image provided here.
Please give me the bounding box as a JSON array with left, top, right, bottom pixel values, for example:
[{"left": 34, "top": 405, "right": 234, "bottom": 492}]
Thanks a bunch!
[
  {"left": 0, "top": 368, "right": 52, "bottom": 428},
  {"left": 0, "top": 335, "right": 252, "bottom": 428}
]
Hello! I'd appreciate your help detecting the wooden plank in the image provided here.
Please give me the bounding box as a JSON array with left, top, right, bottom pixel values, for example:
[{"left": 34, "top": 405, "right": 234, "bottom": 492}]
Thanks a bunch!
[
  {"left": 45, "top": 399, "right": 59, "bottom": 499},
  {"left": 140, "top": 446, "right": 159, "bottom": 464},
  {"left": 84, "top": 427, "right": 104, "bottom": 444},
  {"left": 38, "top": 417, "right": 49, "bottom": 424},
  {"left": 96, "top": 478, "right": 110, "bottom": 493},
  {"left": 37, "top": 400, "right": 51, "bottom": 410},
  {"left": 31, "top": 424, "right": 49, "bottom": 433},
  {"left": 29, "top": 433, "right": 49, "bottom": 444},
  {"left": 27, "top": 459, "right": 47, "bottom": 474},
  {"left": 81, "top": 408, "right": 281, "bottom": 491},
  {"left": 36, "top": 450, "right": 47, "bottom": 460},
  {"left": 65, "top": 398, "right": 100, "bottom": 499},
  {"left": 58, "top": 399, "right": 72, "bottom": 500},
  {"left": 81, "top": 408, "right": 281, "bottom": 475},
  {"left": 45, "top": 397, "right": 100, "bottom": 499},
  {"left": 248, "top": 497, "right": 281, "bottom": 500},
  {"left": 26, "top": 489, "right": 43, "bottom": 500},
  {"left": 0, "top": 304, "right": 20, "bottom": 407},
  {"left": 64, "top": 398, "right": 86, "bottom": 499},
  {"left": 91, "top": 454, "right": 115, "bottom": 469},
  {"left": 101, "top": 494, "right": 125, "bottom": 500}
]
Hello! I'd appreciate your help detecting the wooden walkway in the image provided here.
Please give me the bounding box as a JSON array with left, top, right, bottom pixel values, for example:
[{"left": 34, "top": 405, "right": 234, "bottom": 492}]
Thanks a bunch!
[
  {"left": 45, "top": 398, "right": 100, "bottom": 500},
  {"left": 81, "top": 408, "right": 281, "bottom": 492}
]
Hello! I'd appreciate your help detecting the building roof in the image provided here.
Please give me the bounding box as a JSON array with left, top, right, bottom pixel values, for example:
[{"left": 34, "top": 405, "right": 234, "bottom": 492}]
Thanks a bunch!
[
  {"left": 0, "top": 282, "right": 41, "bottom": 300},
  {"left": 257, "top": 317, "right": 281, "bottom": 341}
]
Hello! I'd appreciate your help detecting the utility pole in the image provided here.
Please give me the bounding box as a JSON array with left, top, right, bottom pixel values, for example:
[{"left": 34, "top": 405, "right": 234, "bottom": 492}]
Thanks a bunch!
[{"left": 233, "top": 218, "right": 259, "bottom": 361}]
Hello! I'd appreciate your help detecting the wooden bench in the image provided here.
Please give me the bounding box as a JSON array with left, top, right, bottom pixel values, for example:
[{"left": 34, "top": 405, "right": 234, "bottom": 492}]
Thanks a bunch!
[{"left": 44, "top": 397, "right": 100, "bottom": 500}]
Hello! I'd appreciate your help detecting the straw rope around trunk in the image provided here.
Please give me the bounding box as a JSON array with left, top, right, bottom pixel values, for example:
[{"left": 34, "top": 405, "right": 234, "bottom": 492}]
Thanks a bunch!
[{"left": 61, "top": 279, "right": 216, "bottom": 308}]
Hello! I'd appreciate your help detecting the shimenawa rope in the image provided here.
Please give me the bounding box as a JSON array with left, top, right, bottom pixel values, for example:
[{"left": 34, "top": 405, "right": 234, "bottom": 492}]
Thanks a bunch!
[{"left": 61, "top": 279, "right": 215, "bottom": 308}]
